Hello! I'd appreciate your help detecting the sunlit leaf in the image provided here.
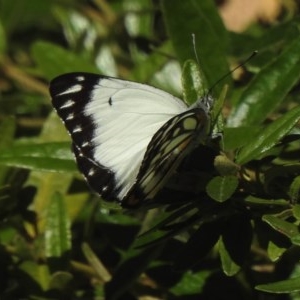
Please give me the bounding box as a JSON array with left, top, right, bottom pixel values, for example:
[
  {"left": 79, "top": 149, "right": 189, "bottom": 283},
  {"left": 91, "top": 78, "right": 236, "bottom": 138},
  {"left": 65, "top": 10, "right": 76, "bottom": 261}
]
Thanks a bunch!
[
  {"left": 0, "top": 142, "right": 76, "bottom": 172},
  {"left": 228, "top": 37, "right": 300, "bottom": 126},
  {"left": 182, "top": 59, "right": 208, "bottom": 105}
]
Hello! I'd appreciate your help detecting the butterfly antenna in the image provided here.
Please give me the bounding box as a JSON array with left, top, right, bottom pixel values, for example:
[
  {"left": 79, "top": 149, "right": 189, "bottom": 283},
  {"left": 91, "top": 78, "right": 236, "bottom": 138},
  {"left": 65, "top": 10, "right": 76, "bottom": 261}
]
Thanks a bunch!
[{"left": 208, "top": 50, "right": 258, "bottom": 94}]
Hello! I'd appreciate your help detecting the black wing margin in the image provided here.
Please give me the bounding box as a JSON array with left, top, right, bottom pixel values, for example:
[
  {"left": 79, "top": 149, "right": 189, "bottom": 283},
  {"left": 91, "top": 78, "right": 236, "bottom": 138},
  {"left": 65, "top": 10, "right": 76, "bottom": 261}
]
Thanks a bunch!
[{"left": 49, "top": 73, "right": 119, "bottom": 202}]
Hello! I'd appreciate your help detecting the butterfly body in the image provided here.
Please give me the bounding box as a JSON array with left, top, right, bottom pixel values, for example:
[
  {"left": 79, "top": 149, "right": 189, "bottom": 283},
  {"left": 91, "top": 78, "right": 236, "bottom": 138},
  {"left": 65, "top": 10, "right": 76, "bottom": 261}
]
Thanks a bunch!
[{"left": 50, "top": 73, "right": 211, "bottom": 207}]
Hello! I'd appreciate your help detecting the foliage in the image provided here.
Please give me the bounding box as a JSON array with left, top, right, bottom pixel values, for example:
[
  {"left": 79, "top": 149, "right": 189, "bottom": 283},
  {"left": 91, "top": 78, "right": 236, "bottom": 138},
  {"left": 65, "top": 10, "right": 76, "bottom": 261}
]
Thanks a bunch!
[{"left": 1, "top": 0, "right": 300, "bottom": 299}]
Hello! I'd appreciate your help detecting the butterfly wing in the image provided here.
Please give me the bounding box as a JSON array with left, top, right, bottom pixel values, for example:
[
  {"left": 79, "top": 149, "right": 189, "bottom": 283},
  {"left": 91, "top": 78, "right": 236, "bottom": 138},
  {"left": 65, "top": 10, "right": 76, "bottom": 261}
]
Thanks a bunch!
[
  {"left": 123, "top": 108, "right": 209, "bottom": 207},
  {"left": 49, "top": 72, "right": 188, "bottom": 203}
]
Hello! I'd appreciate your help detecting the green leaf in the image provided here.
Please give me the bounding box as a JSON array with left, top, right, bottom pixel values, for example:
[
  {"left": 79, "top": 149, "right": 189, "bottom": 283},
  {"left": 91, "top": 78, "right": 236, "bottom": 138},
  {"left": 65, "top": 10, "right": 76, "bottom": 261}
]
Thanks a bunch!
[
  {"left": 182, "top": 59, "right": 208, "bottom": 105},
  {"left": 206, "top": 175, "right": 238, "bottom": 202},
  {"left": 0, "top": 0, "right": 54, "bottom": 34},
  {"left": 45, "top": 192, "right": 71, "bottom": 257},
  {"left": 0, "top": 117, "right": 16, "bottom": 184},
  {"left": 228, "top": 37, "right": 300, "bottom": 126},
  {"left": 161, "top": 0, "right": 230, "bottom": 93},
  {"left": 291, "top": 235, "right": 300, "bottom": 246},
  {"left": 48, "top": 271, "right": 73, "bottom": 291},
  {"left": 170, "top": 270, "right": 212, "bottom": 296},
  {"left": 219, "top": 236, "right": 240, "bottom": 276},
  {"left": 262, "top": 214, "right": 299, "bottom": 243},
  {"left": 82, "top": 243, "right": 111, "bottom": 282},
  {"left": 223, "top": 126, "right": 262, "bottom": 151},
  {"left": 267, "top": 241, "right": 286, "bottom": 262},
  {"left": 236, "top": 106, "right": 300, "bottom": 164},
  {"left": 32, "top": 41, "right": 99, "bottom": 80},
  {"left": 293, "top": 204, "right": 300, "bottom": 220},
  {"left": 0, "top": 142, "right": 77, "bottom": 172},
  {"left": 19, "top": 261, "right": 51, "bottom": 291},
  {"left": 0, "top": 20, "right": 6, "bottom": 61},
  {"left": 211, "top": 84, "right": 226, "bottom": 135},
  {"left": 0, "top": 116, "right": 16, "bottom": 150},
  {"left": 245, "top": 196, "right": 288, "bottom": 207},
  {"left": 256, "top": 276, "right": 300, "bottom": 293},
  {"left": 289, "top": 176, "right": 300, "bottom": 204}
]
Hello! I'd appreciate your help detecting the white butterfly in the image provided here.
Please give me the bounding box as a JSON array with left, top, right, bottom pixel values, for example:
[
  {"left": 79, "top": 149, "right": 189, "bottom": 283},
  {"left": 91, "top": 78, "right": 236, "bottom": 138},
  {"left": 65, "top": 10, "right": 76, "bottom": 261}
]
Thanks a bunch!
[{"left": 50, "top": 73, "right": 212, "bottom": 208}]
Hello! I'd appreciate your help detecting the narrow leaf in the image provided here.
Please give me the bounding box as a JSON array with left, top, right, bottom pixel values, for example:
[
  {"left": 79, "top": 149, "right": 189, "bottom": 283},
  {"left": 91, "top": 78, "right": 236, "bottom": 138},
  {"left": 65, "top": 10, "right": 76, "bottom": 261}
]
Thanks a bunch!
[
  {"left": 0, "top": 20, "right": 6, "bottom": 62},
  {"left": 45, "top": 192, "right": 71, "bottom": 257},
  {"left": 0, "top": 117, "right": 16, "bottom": 184},
  {"left": 82, "top": 243, "right": 112, "bottom": 282},
  {"left": 170, "top": 271, "right": 212, "bottom": 296},
  {"left": 262, "top": 214, "right": 299, "bottom": 242},
  {"left": 219, "top": 237, "right": 240, "bottom": 276},
  {"left": 256, "top": 277, "right": 300, "bottom": 293},
  {"left": 0, "top": 142, "right": 77, "bottom": 172},
  {"left": 236, "top": 106, "right": 300, "bottom": 164},
  {"left": 228, "top": 37, "right": 300, "bottom": 126}
]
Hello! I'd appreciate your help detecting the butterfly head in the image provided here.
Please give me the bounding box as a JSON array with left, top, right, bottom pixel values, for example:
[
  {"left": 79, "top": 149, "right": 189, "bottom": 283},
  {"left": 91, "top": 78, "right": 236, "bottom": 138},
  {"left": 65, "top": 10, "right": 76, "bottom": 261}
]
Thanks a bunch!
[{"left": 192, "top": 94, "right": 214, "bottom": 115}]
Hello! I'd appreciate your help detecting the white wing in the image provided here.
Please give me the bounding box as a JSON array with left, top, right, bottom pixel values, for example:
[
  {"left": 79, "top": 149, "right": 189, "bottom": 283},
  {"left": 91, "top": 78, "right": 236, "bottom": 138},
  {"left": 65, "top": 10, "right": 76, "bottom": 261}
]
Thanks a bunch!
[{"left": 50, "top": 72, "right": 188, "bottom": 203}]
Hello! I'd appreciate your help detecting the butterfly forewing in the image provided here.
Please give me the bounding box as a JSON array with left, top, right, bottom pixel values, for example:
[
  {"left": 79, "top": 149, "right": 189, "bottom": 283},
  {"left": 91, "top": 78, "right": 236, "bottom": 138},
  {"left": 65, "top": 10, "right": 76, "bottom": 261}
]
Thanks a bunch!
[{"left": 49, "top": 72, "right": 190, "bottom": 204}]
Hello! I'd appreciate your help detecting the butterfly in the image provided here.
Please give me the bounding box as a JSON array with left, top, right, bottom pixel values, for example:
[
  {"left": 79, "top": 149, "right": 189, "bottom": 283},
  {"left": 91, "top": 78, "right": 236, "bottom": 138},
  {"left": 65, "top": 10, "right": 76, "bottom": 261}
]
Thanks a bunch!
[{"left": 49, "top": 73, "right": 213, "bottom": 208}]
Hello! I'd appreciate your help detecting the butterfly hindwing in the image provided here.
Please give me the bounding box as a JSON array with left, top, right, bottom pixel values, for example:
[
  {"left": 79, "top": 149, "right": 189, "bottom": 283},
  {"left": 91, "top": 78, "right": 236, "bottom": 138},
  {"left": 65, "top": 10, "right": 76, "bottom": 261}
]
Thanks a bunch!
[
  {"left": 123, "top": 108, "right": 209, "bottom": 207},
  {"left": 50, "top": 72, "right": 192, "bottom": 204}
]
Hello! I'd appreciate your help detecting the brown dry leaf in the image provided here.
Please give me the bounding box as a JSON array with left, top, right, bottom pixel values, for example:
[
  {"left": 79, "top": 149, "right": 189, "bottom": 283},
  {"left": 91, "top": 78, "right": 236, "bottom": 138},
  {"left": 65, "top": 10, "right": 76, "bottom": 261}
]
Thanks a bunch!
[{"left": 219, "top": 0, "right": 282, "bottom": 32}]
